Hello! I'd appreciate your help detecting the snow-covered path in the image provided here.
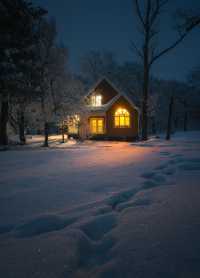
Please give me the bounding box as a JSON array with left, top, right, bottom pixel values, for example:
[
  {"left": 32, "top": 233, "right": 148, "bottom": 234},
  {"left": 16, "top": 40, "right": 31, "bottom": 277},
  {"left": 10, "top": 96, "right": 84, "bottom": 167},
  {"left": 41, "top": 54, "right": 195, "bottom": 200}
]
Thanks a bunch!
[{"left": 0, "top": 132, "right": 200, "bottom": 278}]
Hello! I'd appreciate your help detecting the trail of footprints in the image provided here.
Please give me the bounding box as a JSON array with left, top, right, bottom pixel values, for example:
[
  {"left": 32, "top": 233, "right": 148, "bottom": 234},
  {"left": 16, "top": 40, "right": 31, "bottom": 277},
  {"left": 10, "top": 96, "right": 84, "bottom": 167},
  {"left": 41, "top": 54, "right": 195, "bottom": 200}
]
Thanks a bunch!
[
  {"left": 67, "top": 152, "right": 200, "bottom": 275},
  {"left": 1, "top": 151, "right": 200, "bottom": 276}
]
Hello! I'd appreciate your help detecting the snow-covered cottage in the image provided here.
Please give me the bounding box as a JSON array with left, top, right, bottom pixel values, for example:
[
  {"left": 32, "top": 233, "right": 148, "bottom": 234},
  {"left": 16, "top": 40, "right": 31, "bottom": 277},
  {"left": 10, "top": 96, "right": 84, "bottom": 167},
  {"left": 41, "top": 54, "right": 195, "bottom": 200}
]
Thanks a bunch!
[{"left": 69, "top": 78, "right": 140, "bottom": 141}]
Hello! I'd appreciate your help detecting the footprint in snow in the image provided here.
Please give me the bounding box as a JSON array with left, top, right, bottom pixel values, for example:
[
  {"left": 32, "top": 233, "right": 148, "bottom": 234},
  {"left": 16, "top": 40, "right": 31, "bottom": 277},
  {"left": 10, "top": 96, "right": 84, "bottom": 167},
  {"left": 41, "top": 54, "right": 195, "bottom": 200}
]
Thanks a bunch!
[
  {"left": 162, "top": 168, "right": 176, "bottom": 176},
  {"left": 171, "top": 154, "right": 183, "bottom": 159},
  {"left": 178, "top": 160, "right": 200, "bottom": 171},
  {"left": 155, "top": 163, "right": 169, "bottom": 170},
  {"left": 159, "top": 151, "right": 171, "bottom": 156},
  {"left": 66, "top": 229, "right": 115, "bottom": 271},
  {"left": 95, "top": 206, "right": 113, "bottom": 216},
  {"left": 141, "top": 171, "right": 166, "bottom": 183},
  {"left": 80, "top": 213, "right": 117, "bottom": 241},
  {"left": 141, "top": 172, "right": 156, "bottom": 179},
  {"left": 141, "top": 170, "right": 167, "bottom": 190}
]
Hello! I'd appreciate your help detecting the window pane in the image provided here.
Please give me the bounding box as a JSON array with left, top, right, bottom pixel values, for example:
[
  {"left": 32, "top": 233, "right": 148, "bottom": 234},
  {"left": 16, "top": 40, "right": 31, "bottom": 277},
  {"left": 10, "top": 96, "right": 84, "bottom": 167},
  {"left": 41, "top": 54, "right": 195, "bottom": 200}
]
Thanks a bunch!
[
  {"left": 96, "top": 95, "right": 102, "bottom": 106},
  {"left": 91, "top": 119, "right": 96, "bottom": 133},
  {"left": 120, "top": 116, "right": 125, "bottom": 126},
  {"left": 98, "top": 120, "right": 103, "bottom": 128},
  {"left": 98, "top": 119, "right": 103, "bottom": 133}
]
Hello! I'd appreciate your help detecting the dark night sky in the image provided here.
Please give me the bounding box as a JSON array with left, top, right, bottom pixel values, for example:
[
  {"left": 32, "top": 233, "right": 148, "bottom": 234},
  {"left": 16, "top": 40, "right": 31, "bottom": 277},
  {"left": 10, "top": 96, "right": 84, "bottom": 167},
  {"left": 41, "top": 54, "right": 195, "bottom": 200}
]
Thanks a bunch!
[{"left": 33, "top": 0, "right": 200, "bottom": 81}]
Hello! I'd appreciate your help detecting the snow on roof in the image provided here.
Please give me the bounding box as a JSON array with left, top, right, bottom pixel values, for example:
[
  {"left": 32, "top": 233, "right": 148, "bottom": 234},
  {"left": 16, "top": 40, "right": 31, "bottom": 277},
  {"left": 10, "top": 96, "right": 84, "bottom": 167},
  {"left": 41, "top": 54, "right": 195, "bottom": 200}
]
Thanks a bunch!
[{"left": 85, "top": 76, "right": 140, "bottom": 112}]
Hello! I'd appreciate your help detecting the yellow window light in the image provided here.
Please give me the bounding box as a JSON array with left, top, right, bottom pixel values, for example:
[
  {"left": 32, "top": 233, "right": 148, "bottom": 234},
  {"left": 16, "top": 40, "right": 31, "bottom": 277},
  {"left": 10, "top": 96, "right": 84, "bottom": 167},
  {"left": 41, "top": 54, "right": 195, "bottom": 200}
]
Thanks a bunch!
[{"left": 114, "top": 108, "right": 130, "bottom": 128}]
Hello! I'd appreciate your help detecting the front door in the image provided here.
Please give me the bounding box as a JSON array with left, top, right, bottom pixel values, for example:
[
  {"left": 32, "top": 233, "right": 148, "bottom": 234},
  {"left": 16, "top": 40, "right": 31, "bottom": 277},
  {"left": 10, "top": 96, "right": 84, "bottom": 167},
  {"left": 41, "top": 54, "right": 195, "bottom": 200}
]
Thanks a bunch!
[{"left": 90, "top": 118, "right": 104, "bottom": 134}]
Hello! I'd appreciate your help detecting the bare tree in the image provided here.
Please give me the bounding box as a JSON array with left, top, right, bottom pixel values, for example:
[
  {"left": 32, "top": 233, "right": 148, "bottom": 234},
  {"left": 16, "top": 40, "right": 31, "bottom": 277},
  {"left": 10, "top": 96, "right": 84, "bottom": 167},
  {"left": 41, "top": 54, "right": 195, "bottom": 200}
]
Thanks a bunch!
[
  {"left": 132, "top": 0, "right": 200, "bottom": 140},
  {"left": 80, "top": 50, "right": 117, "bottom": 84},
  {"left": 34, "top": 19, "right": 68, "bottom": 147}
]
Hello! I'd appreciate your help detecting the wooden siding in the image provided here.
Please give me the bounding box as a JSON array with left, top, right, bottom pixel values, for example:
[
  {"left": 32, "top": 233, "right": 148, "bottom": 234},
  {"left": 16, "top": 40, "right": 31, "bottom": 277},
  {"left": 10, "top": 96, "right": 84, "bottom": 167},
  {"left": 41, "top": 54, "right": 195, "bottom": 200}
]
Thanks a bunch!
[
  {"left": 106, "top": 96, "right": 138, "bottom": 139},
  {"left": 90, "top": 79, "right": 118, "bottom": 104}
]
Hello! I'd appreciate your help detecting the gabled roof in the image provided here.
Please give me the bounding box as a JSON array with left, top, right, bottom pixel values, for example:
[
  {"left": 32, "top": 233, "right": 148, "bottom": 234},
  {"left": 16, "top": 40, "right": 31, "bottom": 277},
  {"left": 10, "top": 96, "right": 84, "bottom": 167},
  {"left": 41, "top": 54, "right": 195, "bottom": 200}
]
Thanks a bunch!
[{"left": 85, "top": 77, "right": 140, "bottom": 112}]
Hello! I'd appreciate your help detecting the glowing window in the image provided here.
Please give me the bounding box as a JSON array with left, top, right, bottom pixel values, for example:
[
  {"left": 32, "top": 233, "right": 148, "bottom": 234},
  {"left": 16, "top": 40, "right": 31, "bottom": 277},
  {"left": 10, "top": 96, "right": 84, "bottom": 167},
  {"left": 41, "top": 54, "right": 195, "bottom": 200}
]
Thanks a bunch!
[
  {"left": 114, "top": 108, "right": 130, "bottom": 128},
  {"left": 91, "top": 95, "right": 102, "bottom": 106},
  {"left": 90, "top": 118, "right": 104, "bottom": 134}
]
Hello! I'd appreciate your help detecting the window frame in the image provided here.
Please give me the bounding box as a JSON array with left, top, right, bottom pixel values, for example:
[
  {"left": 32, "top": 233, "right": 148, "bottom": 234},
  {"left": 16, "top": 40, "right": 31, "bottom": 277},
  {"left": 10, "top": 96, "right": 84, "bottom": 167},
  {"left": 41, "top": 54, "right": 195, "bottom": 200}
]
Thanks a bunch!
[
  {"left": 114, "top": 108, "right": 131, "bottom": 128},
  {"left": 89, "top": 117, "right": 105, "bottom": 134}
]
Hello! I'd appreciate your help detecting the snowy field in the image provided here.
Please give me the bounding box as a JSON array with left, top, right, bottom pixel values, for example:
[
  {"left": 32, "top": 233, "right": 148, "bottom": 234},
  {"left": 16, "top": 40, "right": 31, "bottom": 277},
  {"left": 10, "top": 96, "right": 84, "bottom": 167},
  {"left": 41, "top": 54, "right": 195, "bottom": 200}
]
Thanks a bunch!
[
  {"left": 0, "top": 131, "right": 200, "bottom": 278},
  {"left": 8, "top": 134, "right": 77, "bottom": 149}
]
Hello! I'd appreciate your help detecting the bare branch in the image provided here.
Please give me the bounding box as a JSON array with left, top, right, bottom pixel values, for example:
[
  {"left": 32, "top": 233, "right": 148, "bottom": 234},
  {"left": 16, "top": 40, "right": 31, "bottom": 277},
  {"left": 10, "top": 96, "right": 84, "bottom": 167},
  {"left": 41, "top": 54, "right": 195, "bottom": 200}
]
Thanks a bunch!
[
  {"left": 149, "top": 0, "right": 169, "bottom": 27},
  {"left": 130, "top": 41, "right": 143, "bottom": 59},
  {"left": 133, "top": 0, "right": 145, "bottom": 28},
  {"left": 150, "top": 17, "right": 200, "bottom": 66},
  {"left": 145, "top": 0, "right": 152, "bottom": 26}
]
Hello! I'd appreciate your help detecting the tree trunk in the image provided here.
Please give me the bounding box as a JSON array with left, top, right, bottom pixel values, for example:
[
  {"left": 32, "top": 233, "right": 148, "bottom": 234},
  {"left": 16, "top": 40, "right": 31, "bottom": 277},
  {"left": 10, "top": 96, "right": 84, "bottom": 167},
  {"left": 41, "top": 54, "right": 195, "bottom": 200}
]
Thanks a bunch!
[
  {"left": 166, "top": 96, "right": 174, "bottom": 140},
  {"left": 61, "top": 122, "right": 65, "bottom": 143},
  {"left": 174, "top": 115, "right": 179, "bottom": 130},
  {"left": 183, "top": 100, "right": 188, "bottom": 132},
  {"left": 43, "top": 122, "right": 49, "bottom": 147},
  {"left": 62, "top": 132, "right": 65, "bottom": 143},
  {"left": 183, "top": 112, "right": 188, "bottom": 132},
  {"left": 141, "top": 55, "right": 149, "bottom": 141},
  {"left": 0, "top": 96, "right": 9, "bottom": 145},
  {"left": 40, "top": 95, "right": 49, "bottom": 147},
  {"left": 19, "top": 110, "right": 26, "bottom": 145},
  {"left": 141, "top": 20, "right": 150, "bottom": 142},
  {"left": 151, "top": 117, "right": 156, "bottom": 135}
]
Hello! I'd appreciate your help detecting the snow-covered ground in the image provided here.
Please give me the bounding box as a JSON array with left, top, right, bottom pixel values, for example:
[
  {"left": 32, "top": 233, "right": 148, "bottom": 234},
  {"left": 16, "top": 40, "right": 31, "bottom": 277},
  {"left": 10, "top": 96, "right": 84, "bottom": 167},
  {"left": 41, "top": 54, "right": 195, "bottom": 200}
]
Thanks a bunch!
[
  {"left": 9, "top": 134, "right": 77, "bottom": 149},
  {"left": 0, "top": 131, "right": 200, "bottom": 278}
]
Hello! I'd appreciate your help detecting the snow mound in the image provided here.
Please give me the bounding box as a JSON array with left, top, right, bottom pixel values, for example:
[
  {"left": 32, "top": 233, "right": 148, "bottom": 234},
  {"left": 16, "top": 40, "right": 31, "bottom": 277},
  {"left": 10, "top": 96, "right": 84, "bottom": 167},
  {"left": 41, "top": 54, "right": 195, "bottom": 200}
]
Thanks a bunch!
[
  {"left": 141, "top": 172, "right": 156, "bottom": 179},
  {"left": 107, "top": 189, "right": 137, "bottom": 209},
  {"left": 116, "top": 198, "right": 152, "bottom": 212},
  {"left": 141, "top": 171, "right": 167, "bottom": 189},
  {"left": 95, "top": 206, "right": 113, "bottom": 216},
  {"left": 0, "top": 225, "right": 14, "bottom": 234},
  {"left": 15, "top": 215, "right": 76, "bottom": 238},
  {"left": 142, "top": 180, "right": 161, "bottom": 189},
  {"left": 159, "top": 151, "right": 171, "bottom": 156},
  {"left": 178, "top": 158, "right": 200, "bottom": 171}
]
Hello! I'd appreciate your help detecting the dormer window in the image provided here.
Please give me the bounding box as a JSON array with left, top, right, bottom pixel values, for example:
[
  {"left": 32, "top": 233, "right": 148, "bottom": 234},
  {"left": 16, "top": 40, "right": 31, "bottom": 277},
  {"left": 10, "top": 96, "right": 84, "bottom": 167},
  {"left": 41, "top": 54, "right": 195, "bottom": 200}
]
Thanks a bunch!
[{"left": 91, "top": 95, "right": 102, "bottom": 107}]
